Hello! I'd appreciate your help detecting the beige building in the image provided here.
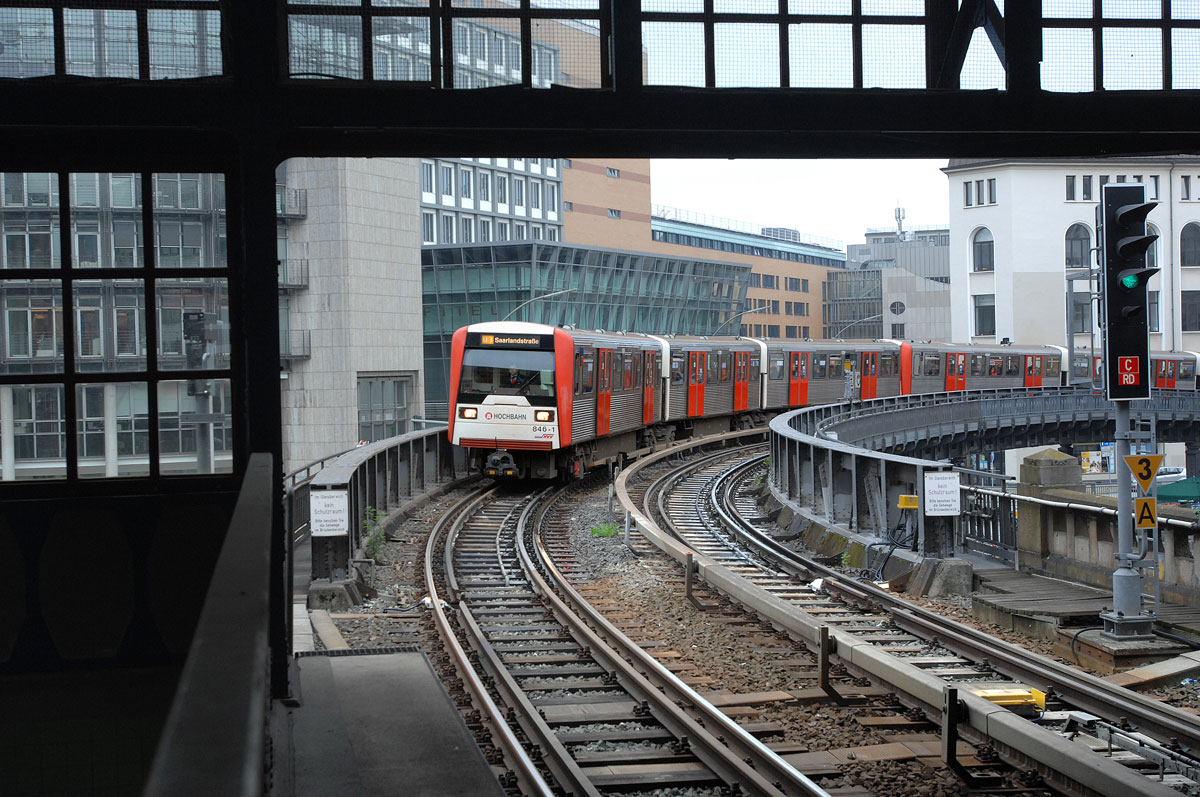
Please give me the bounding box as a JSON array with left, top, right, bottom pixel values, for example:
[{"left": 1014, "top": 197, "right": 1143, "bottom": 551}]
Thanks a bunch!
[{"left": 561, "top": 158, "right": 841, "bottom": 339}]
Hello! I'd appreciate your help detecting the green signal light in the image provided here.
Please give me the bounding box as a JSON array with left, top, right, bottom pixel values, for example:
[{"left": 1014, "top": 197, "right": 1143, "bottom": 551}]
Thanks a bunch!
[{"left": 1120, "top": 273, "right": 1140, "bottom": 289}]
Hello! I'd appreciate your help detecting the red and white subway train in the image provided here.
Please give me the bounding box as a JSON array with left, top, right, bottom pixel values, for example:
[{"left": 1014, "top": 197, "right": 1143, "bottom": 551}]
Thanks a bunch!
[{"left": 447, "top": 321, "right": 1199, "bottom": 479}]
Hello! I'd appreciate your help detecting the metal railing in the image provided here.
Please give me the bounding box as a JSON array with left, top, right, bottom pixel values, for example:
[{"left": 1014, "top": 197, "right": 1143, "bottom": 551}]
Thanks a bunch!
[
  {"left": 275, "top": 185, "right": 307, "bottom": 218},
  {"left": 146, "top": 453, "right": 274, "bottom": 797},
  {"left": 277, "top": 258, "right": 309, "bottom": 290},
  {"left": 279, "top": 330, "right": 311, "bottom": 361},
  {"left": 307, "top": 427, "right": 470, "bottom": 580}
]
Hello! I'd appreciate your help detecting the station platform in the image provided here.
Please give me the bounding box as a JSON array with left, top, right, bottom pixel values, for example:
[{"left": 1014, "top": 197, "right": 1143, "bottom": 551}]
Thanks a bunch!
[
  {"left": 289, "top": 527, "right": 503, "bottom": 796},
  {"left": 289, "top": 648, "right": 505, "bottom": 797},
  {"left": 971, "top": 569, "right": 1200, "bottom": 672}
]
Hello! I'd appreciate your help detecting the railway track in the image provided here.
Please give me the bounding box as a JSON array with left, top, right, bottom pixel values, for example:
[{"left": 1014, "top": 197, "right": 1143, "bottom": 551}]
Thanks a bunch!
[
  {"left": 423, "top": 480, "right": 828, "bottom": 796},
  {"left": 614, "top": 432, "right": 1200, "bottom": 796}
]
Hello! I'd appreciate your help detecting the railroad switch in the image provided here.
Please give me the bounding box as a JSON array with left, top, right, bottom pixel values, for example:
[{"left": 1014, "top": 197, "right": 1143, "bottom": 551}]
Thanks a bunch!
[{"left": 968, "top": 686, "right": 1040, "bottom": 707}]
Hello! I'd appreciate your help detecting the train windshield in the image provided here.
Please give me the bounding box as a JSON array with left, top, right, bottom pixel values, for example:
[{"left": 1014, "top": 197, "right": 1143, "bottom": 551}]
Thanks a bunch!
[{"left": 459, "top": 348, "right": 556, "bottom": 406}]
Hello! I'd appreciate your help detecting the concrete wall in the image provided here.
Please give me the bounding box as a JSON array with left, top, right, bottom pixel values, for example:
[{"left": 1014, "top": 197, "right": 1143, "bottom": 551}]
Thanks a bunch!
[{"left": 280, "top": 157, "right": 424, "bottom": 472}]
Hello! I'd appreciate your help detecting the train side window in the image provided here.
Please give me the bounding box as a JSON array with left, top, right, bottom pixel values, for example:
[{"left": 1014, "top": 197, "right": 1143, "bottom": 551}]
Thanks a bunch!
[
  {"left": 970, "top": 354, "right": 985, "bottom": 376},
  {"left": 708, "top": 351, "right": 719, "bottom": 381},
  {"left": 1046, "top": 356, "right": 1060, "bottom": 376},
  {"left": 750, "top": 357, "right": 760, "bottom": 377},
  {"left": 812, "top": 354, "right": 827, "bottom": 379},
  {"left": 719, "top": 353, "right": 731, "bottom": 382},
  {"left": 828, "top": 355, "right": 842, "bottom": 377},
  {"left": 623, "top": 353, "right": 635, "bottom": 390},
  {"left": 1181, "top": 360, "right": 1195, "bottom": 379},
  {"left": 769, "top": 358, "right": 784, "bottom": 379},
  {"left": 671, "top": 355, "right": 685, "bottom": 385},
  {"left": 988, "top": 355, "right": 1003, "bottom": 376},
  {"left": 923, "top": 353, "right": 941, "bottom": 376},
  {"left": 790, "top": 355, "right": 800, "bottom": 380},
  {"left": 1169, "top": 360, "right": 1176, "bottom": 379},
  {"left": 582, "top": 356, "right": 595, "bottom": 393},
  {"left": 1004, "top": 355, "right": 1020, "bottom": 376},
  {"left": 879, "top": 352, "right": 896, "bottom": 377}
]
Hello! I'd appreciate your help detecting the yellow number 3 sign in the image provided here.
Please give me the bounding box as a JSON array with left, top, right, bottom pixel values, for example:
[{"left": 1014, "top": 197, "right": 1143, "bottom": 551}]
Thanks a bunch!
[{"left": 1123, "top": 454, "right": 1164, "bottom": 495}]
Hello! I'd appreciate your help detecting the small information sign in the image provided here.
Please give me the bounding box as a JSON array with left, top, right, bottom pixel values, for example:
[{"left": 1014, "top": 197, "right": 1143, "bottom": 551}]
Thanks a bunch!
[
  {"left": 310, "top": 489, "right": 349, "bottom": 537},
  {"left": 923, "top": 471, "right": 961, "bottom": 517},
  {"left": 1123, "top": 454, "right": 1164, "bottom": 495},
  {"left": 1136, "top": 497, "right": 1157, "bottom": 529}
]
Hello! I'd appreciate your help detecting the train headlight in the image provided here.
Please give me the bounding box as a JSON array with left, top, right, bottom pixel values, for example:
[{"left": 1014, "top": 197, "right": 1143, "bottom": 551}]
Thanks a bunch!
[
  {"left": 535, "top": 410, "right": 554, "bottom": 422},
  {"left": 459, "top": 407, "right": 478, "bottom": 419}
]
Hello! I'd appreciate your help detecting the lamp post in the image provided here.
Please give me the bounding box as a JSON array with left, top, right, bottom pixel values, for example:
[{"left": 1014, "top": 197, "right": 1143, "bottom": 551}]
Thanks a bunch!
[
  {"left": 831, "top": 313, "right": 883, "bottom": 340},
  {"left": 502, "top": 288, "right": 577, "bottom": 321},
  {"left": 713, "top": 305, "right": 769, "bottom": 336}
]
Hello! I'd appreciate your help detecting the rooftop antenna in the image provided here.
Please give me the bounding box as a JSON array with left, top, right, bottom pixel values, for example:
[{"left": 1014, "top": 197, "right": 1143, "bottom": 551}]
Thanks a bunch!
[{"left": 895, "top": 205, "right": 905, "bottom": 238}]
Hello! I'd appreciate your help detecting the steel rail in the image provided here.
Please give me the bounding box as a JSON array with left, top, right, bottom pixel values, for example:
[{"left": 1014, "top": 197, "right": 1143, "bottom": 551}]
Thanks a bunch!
[
  {"left": 617, "top": 438, "right": 1183, "bottom": 796},
  {"left": 522, "top": 484, "right": 829, "bottom": 797},
  {"left": 423, "top": 484, "right": 556, "bottom": 797},
  {"left": 712, "top": 461, "right": 1200, "bottom": 754}
]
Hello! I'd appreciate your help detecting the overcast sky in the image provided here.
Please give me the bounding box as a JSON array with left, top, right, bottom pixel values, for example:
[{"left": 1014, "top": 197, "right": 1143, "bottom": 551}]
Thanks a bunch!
[{"left": 649, "top": 159, "right": 952, "bottom": 250}]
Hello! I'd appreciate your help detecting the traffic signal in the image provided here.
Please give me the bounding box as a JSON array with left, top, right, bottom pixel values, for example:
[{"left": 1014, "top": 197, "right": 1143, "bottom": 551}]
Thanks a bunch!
[{"left": 1100, "top": 183, "right": 1159, "bottom": 400}]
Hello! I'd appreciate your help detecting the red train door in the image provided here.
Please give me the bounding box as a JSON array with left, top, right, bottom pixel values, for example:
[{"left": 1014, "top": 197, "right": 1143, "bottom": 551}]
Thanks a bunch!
[
  {"left": 1024, "top": 354, "right": 1043, "bottom": 388},
  {"left": 1155, "top": 359, "right": 1177, "bottom": 389},
  {"left": 597, "top": 349, "right": 612, "bottom": 435},
  {"left": 860, "top": 352, "right": 878, "bottom": 399},
  {"left": 688, "top": 351, "right": 705, "bottom": 416},
  {"left": 788, "top": 352, "right": 809, "bottom": 406},
  {"left": 643, "top": 352, "right": 655, "bottom": 424},
  {"left": 733, "top": 352, "right": 749, "bottom": 411},
  {"left": 945, "top": 353, "right": 966, "bottom": 391}
]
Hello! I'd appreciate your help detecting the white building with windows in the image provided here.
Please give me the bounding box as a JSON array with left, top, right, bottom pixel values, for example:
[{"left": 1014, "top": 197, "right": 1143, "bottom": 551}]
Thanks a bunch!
[
  {"left": 418, "top": 157, "right": 563, "bottom": 246},
  {"left": 946, "top": 156, "right": 1200, "bottom": 356}
]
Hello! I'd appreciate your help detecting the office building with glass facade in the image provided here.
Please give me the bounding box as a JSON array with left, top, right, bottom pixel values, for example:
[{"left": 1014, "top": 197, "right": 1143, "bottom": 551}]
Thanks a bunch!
[{"left": 421, "top": 242, "right": 751, "bottom": 418}]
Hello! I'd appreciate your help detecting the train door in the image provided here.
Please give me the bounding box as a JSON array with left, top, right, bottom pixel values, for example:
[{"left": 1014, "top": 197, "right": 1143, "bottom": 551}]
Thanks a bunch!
[
  {"left": 860, "top": 352, "right": 878, "bottom": 399},
  {"left": 597, "top": 349, "right": 612, "bottom": 435},
  {"left": 788, "top": 352, "right": 809, "bottom": 406},
  {"left": 688, "top": 351, "right": 705, "bottom": 416},
  {"left": 643, "top": 352, "right": 656, "bottom": 424},
  {"left": 1023, "top": 354, "right": 1043, "bottom": 388},
  {"left": 733, "top": 351, "right": 749, "bottom": 411},
  {"left": 944, "top": 353, "right": 966, "bottom": 391},
  {"left": 1155, "top": 358, "right": 1177, "bottom": 389}
]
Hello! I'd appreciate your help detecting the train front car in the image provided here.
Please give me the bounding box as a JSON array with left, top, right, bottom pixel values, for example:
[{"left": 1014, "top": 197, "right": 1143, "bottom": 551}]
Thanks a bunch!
[{"left": 449, "top": 322, "right": 572, "bottom": 479}]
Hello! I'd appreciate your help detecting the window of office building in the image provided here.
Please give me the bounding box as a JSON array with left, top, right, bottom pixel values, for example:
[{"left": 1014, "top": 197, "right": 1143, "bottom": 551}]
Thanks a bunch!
[
  {"left": 1070, "top": 291, "right": 1092, "bottom": 333},
  {"left": 608, "top": 209, "right": 621, "bottom": 219},
  {"left": 459, "top": 168, "right": 472, "bottom": 200},
  {"left": 1065, "top": 223, "right": 1091, "bottom": 268},
  {"left": 530, "top": 180, "right": 540, "bottom": 210},
  {"left": 496, "top": 175, "right": 507, "bottom": 204},
  {"left": 478, "top": 172, "right": 490, "bottom": 202},
  {"left": 974, "top": 294, "right": 995, "bottom": 336},
  {"left": 963, "top": 181, "right": 972, "bottom": 207},
  {"left": 421, "top": 212, "right": 435, "bottom": 244},
  {"left": 478, "top": 219, "right": 490, "bottom": 242},
  {"left": 607, "top": 167, "right": 620, "bottom": 178},
  {"left": 357, "top": 373, "right": 414, "bottom": 444},
  {"left": 1149, "top": 290, "right": 1160, "bottom": 333},
  {"left": 987, "top": 178, "right": 996, "bottom": 204},
  {"left": 441, "top": 214, "right": 455, "bottom": 244},
  {"left": 1184, "top": 291, "right": 1200, "bottom": 332},
  {"left": 972, "top": 228, "right": 994, "bottom": 271},
  {"left": 421, "top": 161, "right": 434, "bottom": 194},
  {"left": 891, "top": 323, "right": 904, "bottom": 338},
  {"left": 513, "top": 178, "right": 525, "bottom": 208},
  {"left": 440, "top": 164, "right": 453, "bottom": 197},
  {"left": 1184, "top": 175, "right": 1193, "bottom": 201},
  {"left": 1082, "top": 175, "right": 1093, "bottom": 201},
  {"left": 1065, "top": 175, "right": 1076, "bottom": 201},
  {"left": 1, "top": 172, "right": 232, "bottom": 480},
  {"left": 1183, "top": 223, "right": 1200, "bottom": 267},
  {"left": 547, "top": 184, "right": 558, "bottom": 213}
]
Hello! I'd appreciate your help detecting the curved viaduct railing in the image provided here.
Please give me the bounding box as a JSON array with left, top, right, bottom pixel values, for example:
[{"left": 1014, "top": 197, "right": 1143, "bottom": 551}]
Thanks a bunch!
[
  {"left": 298, "top": 429, "right": 470, "bottom": 581},
  {"left": 816, "top": 386, "right": 1200, "bottom": 460},
  {"left": 769, "top": 387, "right": 1200, "bottom": 561}
]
